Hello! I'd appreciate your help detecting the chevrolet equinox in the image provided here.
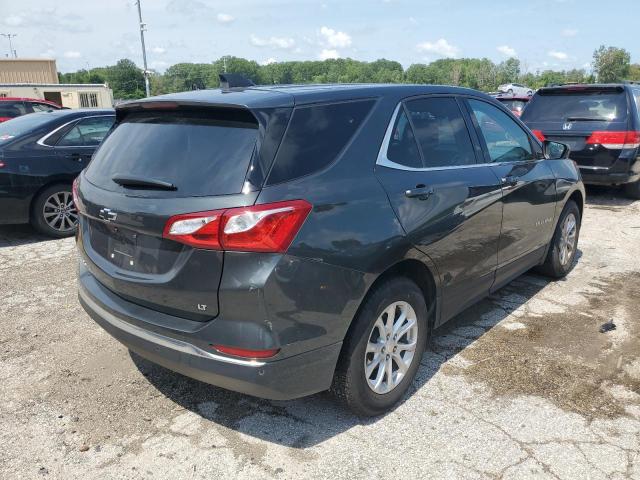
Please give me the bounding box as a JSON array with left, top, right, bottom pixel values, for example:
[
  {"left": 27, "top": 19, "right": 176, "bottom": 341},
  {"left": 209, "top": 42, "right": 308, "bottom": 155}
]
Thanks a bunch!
[{"left": 76, "top": 82, "right": 585, "bottom": 416}]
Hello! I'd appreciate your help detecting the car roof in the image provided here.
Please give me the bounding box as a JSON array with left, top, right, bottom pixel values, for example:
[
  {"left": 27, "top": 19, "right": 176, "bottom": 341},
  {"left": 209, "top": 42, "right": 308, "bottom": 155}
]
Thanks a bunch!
[
  {"left": 0, "top": 97, "right": 60, "bottom": 105},
  {"left": 536, "top": 83, "right": 631, "bottom": 94},
  {"left": 118, "top": 83, "right": 493, "bottom": 111},
  {"left": 495, "top": 94, "right": 531, "bottom": 101}
]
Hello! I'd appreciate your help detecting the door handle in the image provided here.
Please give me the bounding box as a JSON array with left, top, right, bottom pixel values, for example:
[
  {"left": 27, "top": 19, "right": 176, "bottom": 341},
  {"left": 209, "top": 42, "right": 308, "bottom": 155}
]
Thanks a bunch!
[
  {"left": 405, "top": 184, "right": 434, "bottom": 200},
  {"left": 501, "top": 175, "right": 518, "bottom": 187},
  {"left": 68, "top": 153, "right": 83, "bottom": 162}
]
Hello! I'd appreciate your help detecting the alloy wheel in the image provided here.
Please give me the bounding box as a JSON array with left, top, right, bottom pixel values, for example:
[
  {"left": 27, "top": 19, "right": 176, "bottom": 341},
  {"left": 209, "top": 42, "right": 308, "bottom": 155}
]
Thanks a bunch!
[
  {"left": 42, "top": 191, "right": 78, "bottom": 233},
  {"left": 558, "top": 212, "right": 577, "bottom": 266},
  {"left": 364, "top": 301, "right": 418, "bottom": 394}
]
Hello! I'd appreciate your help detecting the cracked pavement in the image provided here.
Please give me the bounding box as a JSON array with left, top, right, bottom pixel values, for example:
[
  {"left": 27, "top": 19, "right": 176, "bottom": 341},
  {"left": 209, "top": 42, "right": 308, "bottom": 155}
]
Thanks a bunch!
[{"left": 0, "top": 186, "right": 639, "bottom": 479}]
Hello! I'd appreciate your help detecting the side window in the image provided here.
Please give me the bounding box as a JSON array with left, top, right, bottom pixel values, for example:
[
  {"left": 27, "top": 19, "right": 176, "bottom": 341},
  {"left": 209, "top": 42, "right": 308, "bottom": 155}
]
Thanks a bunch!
[
  {"left": 57, "top": 117, "right": 114, "bottom": 147},
  {"left": 267, "top": 99, "right": 374, "bottom": 185},
  {"left": 633, "top": 89, "right": 640, "bottom": 122},
  {"left": 468, "top": 99, "right": 534, "bottom": 163},
  {"left": 405, "top": 97, "right": 476, "bottom": 168},
  {"left": 0, "top": 101, "right": 27, "bottom": 118},
  {"left": 31, "top": 103, "right": 57, "bottom": 112},
  {"left": 386, "top": 108, "right": 422, "bottom": 168}
]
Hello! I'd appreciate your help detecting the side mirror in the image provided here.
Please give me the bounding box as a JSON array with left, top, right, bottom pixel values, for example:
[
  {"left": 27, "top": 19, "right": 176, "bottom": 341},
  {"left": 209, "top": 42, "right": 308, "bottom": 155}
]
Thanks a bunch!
[{"left": 543, "top": 140, "right": 570, "bottom": 160}]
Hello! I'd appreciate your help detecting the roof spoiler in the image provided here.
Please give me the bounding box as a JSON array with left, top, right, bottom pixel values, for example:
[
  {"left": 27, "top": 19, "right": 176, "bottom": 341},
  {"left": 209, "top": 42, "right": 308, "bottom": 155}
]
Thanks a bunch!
[{"left": 219, "top": 73, "right": 255, "bottom": 90}]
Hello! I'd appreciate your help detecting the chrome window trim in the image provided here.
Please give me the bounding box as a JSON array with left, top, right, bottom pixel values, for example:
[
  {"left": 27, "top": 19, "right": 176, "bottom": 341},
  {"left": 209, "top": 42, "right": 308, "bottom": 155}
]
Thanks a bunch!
[
  {"left": 376, "top": 101, "right": 543, "bottom": 172},
  {"left": 36, "top": 114, "right": 115, "bottom": 148}
]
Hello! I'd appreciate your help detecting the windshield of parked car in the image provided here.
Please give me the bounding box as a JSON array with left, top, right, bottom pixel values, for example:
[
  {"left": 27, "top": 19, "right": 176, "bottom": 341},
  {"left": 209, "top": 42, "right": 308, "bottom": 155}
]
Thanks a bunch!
[
  {"left": 522, "top": 89, "right": 628, "bottom": 122},
  {"left": 0, "top": 112, "right": 55, "bottom": 142}
]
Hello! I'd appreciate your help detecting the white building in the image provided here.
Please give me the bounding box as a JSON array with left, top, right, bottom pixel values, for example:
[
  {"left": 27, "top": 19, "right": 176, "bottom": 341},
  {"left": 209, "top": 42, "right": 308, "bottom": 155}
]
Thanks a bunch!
[{"left": 0, "top": 83, "right": 113, "bottom": 108}]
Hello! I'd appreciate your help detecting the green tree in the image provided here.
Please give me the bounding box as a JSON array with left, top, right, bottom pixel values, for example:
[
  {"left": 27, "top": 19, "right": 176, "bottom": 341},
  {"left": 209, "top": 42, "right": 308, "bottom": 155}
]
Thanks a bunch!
[
  {"left": 104, "top": 59, "right": 146, "bottom": 99},
  {"left": 592, "top": 46, "right": 631, "bottom": 83}
]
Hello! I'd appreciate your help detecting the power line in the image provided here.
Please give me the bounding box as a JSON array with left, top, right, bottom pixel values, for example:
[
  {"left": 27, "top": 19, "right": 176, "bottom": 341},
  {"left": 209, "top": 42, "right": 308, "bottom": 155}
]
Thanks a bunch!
[{"left": 1, "top": 33, "right": 17, "bottom": 58}]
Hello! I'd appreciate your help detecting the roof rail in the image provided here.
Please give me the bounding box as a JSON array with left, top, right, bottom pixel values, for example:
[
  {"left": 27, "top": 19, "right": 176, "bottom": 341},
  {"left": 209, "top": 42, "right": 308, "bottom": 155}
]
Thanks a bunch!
[{"left": 219, "top": 73, "right": 255, "bottom": 90}]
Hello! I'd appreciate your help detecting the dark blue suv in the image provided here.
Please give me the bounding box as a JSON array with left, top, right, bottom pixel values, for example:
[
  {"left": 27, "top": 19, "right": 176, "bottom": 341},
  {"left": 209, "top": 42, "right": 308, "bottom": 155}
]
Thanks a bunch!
[{"left": 76, "top": 83, "right": 584, "bottom": 415}]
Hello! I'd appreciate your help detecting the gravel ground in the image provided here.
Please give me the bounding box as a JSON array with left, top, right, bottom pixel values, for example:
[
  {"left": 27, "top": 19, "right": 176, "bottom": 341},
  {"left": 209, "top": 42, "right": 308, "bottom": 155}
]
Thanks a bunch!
[{"left": 1, "top": 186, "right": 639, "bottom": 480}]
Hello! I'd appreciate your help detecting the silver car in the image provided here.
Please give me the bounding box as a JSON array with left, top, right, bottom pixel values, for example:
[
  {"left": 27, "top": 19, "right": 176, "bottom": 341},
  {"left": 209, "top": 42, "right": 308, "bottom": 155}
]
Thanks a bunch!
[{"left": 498, "top": 83, "right": 533, "bottom": 96}]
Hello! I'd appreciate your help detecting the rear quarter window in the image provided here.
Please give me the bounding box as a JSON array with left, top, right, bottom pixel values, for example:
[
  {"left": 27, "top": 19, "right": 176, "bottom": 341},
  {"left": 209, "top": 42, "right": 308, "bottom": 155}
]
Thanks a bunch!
[{"left": 266, "top": 99, "right": 375, "bottom": 185}]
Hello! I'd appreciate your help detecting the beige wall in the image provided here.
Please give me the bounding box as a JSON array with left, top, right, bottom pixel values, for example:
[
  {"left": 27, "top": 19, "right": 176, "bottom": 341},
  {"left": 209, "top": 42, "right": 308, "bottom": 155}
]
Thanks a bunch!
[{"left": 0, "top": 59, "right": 58, "bottom": 84}]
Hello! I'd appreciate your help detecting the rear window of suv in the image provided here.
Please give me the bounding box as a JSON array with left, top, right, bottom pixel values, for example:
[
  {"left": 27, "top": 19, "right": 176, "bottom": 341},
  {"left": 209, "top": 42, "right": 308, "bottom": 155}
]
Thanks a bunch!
[
  {"left": 522, "top": 87, "right": 628, "bottom": 122},
  {"left": 266, "top": 99, "right": 375, "bottom": 185},
  {"left": 85, "top": 108, "right": 258, "bottom": 197}
]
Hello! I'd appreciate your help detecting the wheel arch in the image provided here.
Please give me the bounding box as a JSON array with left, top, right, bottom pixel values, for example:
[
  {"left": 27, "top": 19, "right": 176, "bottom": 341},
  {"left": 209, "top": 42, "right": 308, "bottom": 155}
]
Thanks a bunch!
[
  {"left": 344, "top": 258, "right": 439, "bottom": 346},
  {"left": 567, "top": 189, "right": 584, "bottom": 219},
  {"left": 28, "top": 178, "right": 74, "bottom": 219}
]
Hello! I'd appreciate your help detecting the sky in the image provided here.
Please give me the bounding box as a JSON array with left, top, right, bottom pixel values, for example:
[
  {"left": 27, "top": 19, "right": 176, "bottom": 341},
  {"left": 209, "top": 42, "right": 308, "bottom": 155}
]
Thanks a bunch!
[{"left": 0, "top": 0, "right": 638, "bottom": 73}]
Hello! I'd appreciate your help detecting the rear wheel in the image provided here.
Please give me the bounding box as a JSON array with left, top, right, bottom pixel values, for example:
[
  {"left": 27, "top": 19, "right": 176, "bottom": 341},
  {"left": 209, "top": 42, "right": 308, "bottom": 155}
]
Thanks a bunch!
[
  {"left": 623, "top": 179, "right": 640, "bottom": 199},
  {"left": 30, "top": 184, "right": 78, "bottom": 238},
  {"left": 538, "top": 200, "right": 581, "bottom": 278},
  {"left": 331, "top": 277, "right": 428, "bottom": 416},
  {"left": 507, "top": 88, "right": 513, "bottom": 95}
]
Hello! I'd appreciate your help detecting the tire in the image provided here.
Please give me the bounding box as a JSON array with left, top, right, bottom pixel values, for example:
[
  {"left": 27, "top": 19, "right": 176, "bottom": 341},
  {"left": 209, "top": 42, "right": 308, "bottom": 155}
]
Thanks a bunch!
[
  {"left": 507, "top": 88, "right": 513, "bottom": 95},
  {"left": 623, "top": 180, "right": 640, "bottom": 200},
  {"left": 331, "top": 277, "right": 428, "bottom": 416},
  {"left": 527, "top": 90, "right": 533, "bottom": 96},
  {"left": 30, "top": 184, "right": 78, "bottom": 238},
  {"left": 538, "top": 200, "right": 581, "bottom": 279}
]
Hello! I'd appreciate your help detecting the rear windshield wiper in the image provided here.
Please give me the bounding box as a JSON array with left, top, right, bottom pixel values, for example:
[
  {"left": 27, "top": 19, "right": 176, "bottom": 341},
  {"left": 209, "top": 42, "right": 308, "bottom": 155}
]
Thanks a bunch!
[
  {"left": 112, "top": 174, "right": 177, "bottom": 191},
  {"left": 565, "top": 116, "right": 611, "bottom": 122}
]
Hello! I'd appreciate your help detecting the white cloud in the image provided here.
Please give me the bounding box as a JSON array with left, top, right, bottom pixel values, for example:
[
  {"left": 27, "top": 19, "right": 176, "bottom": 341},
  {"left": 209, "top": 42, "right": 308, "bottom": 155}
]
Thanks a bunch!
[
  {"left": 416, "top": 38, "right": 460, "bottom": 58},
  {"left": 39, "top": 49, "right": 56, "bottom": 58},
  {"left": 151, "top": 46, "right": 166, "bottom": 54},
  {"left": 261, "top": 57, "right": 277, "bottom": 65},
  {"left": 548, "top": 50, "right": 568, "bottom": 60},
  {"left": 250, "top": 34, "right": 295, "bottom": 50},
  {"left": 5, "top": 15, "right": 23, "bottom": 26},
  {"left": 319, "top": 26, "right": 352, "bottom": 48},
  {"left": 561, "top": 28, "right": 578, "bottom": 37},
  {"left": 497, "top": 45, "right": 516, "bottom": 57},
  {"left": 216, "top": 13, "right": 234, "bottom": 24},
  {"left": 63, "top": 51, "right": 81, "bottom": 59},
  {"left": 319, "top": 49, "right": 340, "bottom": 60}
]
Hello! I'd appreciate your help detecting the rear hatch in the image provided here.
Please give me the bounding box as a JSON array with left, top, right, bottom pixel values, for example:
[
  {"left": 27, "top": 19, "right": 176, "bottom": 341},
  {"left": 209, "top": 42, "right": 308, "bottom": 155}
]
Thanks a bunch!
[
  {"left": 521, "top": 86, "right": 635, "bottom": 170},
  {"left": 78, "top": 105, "right": 268, "bottom": 321}
]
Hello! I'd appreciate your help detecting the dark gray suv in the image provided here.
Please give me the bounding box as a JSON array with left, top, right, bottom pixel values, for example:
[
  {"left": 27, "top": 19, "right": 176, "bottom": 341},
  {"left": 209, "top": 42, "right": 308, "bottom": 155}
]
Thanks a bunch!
[{"left": 76, "top": 83, "right": 585, "bottom": 416}]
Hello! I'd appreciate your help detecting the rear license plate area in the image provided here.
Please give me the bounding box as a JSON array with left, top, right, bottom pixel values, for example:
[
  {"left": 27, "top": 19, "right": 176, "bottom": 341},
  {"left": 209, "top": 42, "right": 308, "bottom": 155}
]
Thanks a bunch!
[{"left": 106, "top": 226, "right": 138, "bottom": 269}]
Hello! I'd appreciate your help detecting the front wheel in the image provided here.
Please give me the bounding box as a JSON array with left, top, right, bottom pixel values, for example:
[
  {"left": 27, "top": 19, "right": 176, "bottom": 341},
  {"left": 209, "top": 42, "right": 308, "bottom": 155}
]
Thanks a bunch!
[
  {"left": 30, "top": 184, "right": 78, "bottom": 238},
  {"left": 623, "top": 179, "right": 640, "bottom": 199},
  {"left": 331, "top": 277, "right": 428, "bottom": 416},
  {"left": 538, "top": 200, "right": 581, "bottom": 278}
]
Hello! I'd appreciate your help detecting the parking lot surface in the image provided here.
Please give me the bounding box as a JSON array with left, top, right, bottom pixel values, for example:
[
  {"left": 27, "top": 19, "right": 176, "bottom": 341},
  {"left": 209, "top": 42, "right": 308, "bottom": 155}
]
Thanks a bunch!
[{"left": 1, "top": 187, "right": 639, "bottom": 480}]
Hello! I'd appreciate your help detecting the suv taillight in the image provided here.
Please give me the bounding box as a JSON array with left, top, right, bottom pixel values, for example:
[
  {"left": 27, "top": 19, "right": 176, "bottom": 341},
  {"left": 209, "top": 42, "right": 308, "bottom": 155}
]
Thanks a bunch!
[
  {"left": 72, "top": 177, "right": 82, "bottom": 213},
  {"left": 532, "top": 130, "right": 546, "bottom": 142},
  {"left": 163, "top": 199, "right": 312, "bottom": 253},
  {"left": 586, "top": 131, "right": 640, "bottom": 149}
]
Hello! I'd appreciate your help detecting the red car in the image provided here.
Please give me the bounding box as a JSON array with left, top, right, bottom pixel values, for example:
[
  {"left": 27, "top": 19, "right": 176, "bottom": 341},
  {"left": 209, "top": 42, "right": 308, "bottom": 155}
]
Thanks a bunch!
[
  {"left": 493, "top": 94, "right": 530, "bottom": 117},
  {"left": 0, "top": 97, "right": 63, "bottom": 122}
]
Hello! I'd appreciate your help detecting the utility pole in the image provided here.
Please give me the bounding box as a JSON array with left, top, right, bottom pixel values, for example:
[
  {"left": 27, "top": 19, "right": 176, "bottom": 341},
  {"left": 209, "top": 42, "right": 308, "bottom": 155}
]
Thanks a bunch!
[
  {"left": 1, "top": 34, "right": 17, "bottom": 58},
  {"left": 135, "top": 1, "right": 150, "bottom": 97}
]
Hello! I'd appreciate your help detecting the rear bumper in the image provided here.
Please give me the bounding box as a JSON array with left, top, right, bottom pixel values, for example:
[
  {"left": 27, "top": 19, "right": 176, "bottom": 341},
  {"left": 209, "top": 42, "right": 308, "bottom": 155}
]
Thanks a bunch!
[
  {"left": 579, "top": 169, "right": 640, "bottom": 186},
  {"left": 78, "top": 265, "right": 342, "bottom": 400}
]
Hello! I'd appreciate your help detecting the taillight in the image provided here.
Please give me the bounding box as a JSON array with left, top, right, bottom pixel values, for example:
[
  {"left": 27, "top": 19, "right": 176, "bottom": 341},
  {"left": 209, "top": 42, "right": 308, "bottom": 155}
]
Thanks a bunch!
[
  {"left": 586, "top": 131, "right": 640, "bottom": 149},
  {"left": 532, "top": 130, "right": 546, "bottom": 142},
  {"left": 212, "top": 344, "right": 280, "bottom": 359},
  {"left": 163, "top": 199, "right": 312, "bottom": 253},
  {"left": 72, "top": 177, "right": 82, "bottom": 213}
]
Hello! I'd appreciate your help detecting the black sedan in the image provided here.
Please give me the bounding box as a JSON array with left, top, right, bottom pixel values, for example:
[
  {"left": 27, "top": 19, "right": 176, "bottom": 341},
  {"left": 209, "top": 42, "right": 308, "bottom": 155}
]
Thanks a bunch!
[{"left": 0, "top": 109, "right": 114, "bottom": 237}]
